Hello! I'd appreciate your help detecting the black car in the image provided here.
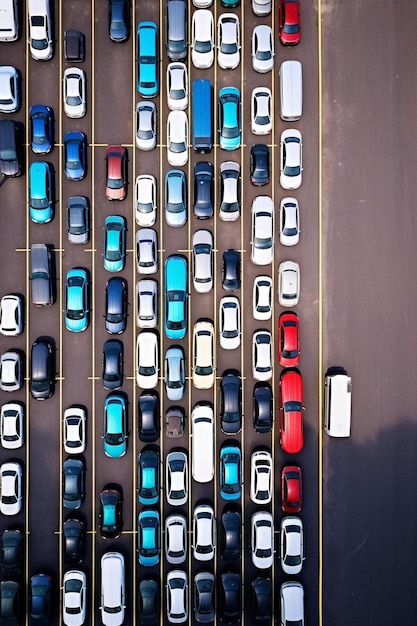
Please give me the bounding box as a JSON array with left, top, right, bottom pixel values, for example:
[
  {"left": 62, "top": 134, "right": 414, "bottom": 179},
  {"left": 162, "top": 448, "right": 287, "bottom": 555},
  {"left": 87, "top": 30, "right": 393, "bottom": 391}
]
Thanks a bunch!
[
  {"left": 193, "top": 162, "right": 214, "bottom": 219},
  {"left": 253, "top": 382, "right": 273, "bottom": 433},
  {"left": 220, "top": 508, "right": 241, "bottom": 560},
  {"left": 67, "top": 195, "right": 89, "bottom": 244},
  {"left": 220, "top": 370, "right": 242, "bottom": 434},
  {"left": 251, "top": 577, "right": 272, "bottom": 621},
  {"left": 0, "top": 580, "right": 20, "bottom": 626},
  {"left": 62, "top": 458, "right": 85, "bottom": 510},
  {"left": 30, "top": 337, "right": 55, "bottom": 400},
  {"left": 63, "top": 518, "right": 85, "bottom": 563},
  {"left": 137, "top": 448, "right": 160, "bottom": 506},
  {"left": 102, "top": 339, "right": 123, "bottom": 390},
  {"left": 1, "top": 529, "right": 23, "bottom": 576},
  {"left": 222, "top": 250, "right": 240, "bottom": 291},
  {"left": 29, "top": 574, "right": 51, "bottom": 626},
  {"left": 99, "top": 486, "right": 123, "bottom": 539},
  {"left": 108, "top": 0, "right": 129, "bottom": 42},
  {"left": 105, "top": 277, "right": 128, "bottom": 334},
  {"left": 194, "top": 572, "right": 215, "bottom": 623},
  {"left": 250, "top": 144, "right": 270, "bottom": 186},
  {"left": 138, "top": 578, "right": 159, "bottom": 626},
  {"left": 219, "top": 570, "right": 241, "bottom": 624},
  {"left": 138, "top": 391, "right": 160, "bottom": 442}
]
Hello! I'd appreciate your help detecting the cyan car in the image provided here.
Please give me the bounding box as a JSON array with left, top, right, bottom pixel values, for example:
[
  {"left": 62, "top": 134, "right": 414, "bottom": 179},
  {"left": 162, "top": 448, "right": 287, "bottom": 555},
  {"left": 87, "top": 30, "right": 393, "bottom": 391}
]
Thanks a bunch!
[
  {"left": 164, "top": 255, "right": 187, "bottom": 340},
  {"left": 64, "top": 130, "right": 86, "bottom": 181},
  {"left": 137, "top": 21, "right": 159, "bottom": 98},
  {"left": 219, "top": 444, "right": 242, "bottom": 501},
  {"left": 165, "top": 169, "right": 187, "bottom": 227},
  {"left": 65, "top": 268, "right": 89, "bottom": 332},
  {"left": 138, "top": 509, "right": 160, "bottom": 566},
  {"left": 218, "top": 87, "right": 241, "bottom": 151},
  {"left": 29, "top": 104, "right": 53, "bottom": 154},
  {"left": 103, "top": 393, "right": 127, "bottom": 458},
  {"left": 29, "top": 161, "right": 53, "bottom": 224},
  {"left": 137, "top": 447, "right": 160, "bottom": 505},
  {"left": 103, "top": 215, "right": 126, "bottom": 272}
]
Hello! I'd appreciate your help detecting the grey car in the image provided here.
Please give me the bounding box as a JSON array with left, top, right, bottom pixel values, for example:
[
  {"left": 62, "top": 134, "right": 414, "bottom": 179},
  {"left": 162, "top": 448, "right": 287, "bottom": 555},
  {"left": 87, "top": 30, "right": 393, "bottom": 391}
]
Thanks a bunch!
[
  {"left": 136, "top": 279, "right": 158, "bottom": 328},
  {"left": 136, "top": 229, "right": 158, "bottom": 274},
  {"left": 194, "top": 572, "right": 215, "bottom": 623},
  {"left": 192, "top": 230, "right": 213, "bottom": 293},
  {"left": 67, "top": 196, "right": 89, "bottom": 244},
  {"left": 63, "top": 458, "right": 85, "bottom": 509},
  {"left": 164, "top": 347, "right": 185, "bottom": 401},
  {"left": 165, "top": 169, "right": 187, "bottom": 228}
]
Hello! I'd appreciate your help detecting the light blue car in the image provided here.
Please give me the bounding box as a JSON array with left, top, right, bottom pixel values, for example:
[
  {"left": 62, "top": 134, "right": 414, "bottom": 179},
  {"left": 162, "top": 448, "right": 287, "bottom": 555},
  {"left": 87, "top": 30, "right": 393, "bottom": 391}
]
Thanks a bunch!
[
  {"left": 164, "top": 255, "right": 188, "bottom": 340},
  {"left": 65, "top": 268, "right": 89, "bottom": 332},
  {"left": 103, "top": 393, "right": 127, "bottom": 458},
  {"left": 218, "top": 87, "right": 241, "bottom": 151},
  {"left": 29, "top": 161, "right": 53, "bottom": 223},
  {"left": 103, "top": 215, "right": 126, "bottom": 272},
  {"left": 137, "top": 22, "right": 159, "bottom": 98},
  {"left": 138, "top": 509, "right": 160, "bottom": 566},
  {"left": 219, "top": 444, "right": 242, "bottom": 500}
]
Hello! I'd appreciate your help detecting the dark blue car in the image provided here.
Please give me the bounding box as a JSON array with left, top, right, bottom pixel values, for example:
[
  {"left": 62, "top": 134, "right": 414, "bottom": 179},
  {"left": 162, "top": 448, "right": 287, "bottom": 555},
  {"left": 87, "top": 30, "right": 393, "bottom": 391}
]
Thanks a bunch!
[
  {"left": 29, "top": 104, "right": 53, "bottom": 154},
  {"left": 64, "top": 131, "right": 87, "bottom": 181}
]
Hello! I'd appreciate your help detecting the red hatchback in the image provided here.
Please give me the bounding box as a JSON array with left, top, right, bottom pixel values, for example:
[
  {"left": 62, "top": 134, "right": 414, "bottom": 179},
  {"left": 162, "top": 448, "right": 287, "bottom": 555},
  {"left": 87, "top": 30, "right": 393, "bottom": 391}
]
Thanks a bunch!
[
  {"left": 278, "top": 0, "right": 301, "bottom": 45},
  {"left": 281, "top": 465, "right": 302, "bottom": 513},
  {"left": 279, "top": 368, "right": 304, "bottom": 454},
  {"left": 105, "top": 145, "right": 127, "bottom": 200},
  {"left": 278, "top": 311, "right": 300, "bottom": 367}
]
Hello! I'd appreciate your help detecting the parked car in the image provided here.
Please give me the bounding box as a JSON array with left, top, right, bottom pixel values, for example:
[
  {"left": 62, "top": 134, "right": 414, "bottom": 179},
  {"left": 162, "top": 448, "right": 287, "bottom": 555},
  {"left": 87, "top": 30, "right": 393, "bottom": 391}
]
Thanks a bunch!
[
  {"left": 250, "top": 143, "right": 270, "bottom": 186},
  {"left": 62, "top": 458, "right": 84, "bottom": 510},
  {"left": 99, "top": 487, "right": 123, "bottom": 539},
  {"left": 166, "top": 451, "right": 188, "bottom": 506},
  {"left": 138, "top": 510, "right": 160, "bottom": 566},
  {"left": 219, "top": 296, "right": 240, "bottom": 350},
  {"left": 30, "top": 338, "right": 55, "bottom": 400},
  {"left": 136, "top": 102, "right": 157, "bottom": 151},
  {"left": 64, "top": 130, "right": 86, "bottom": 181},
  {"left": 280, "top": 129, "right": 303, "bottom": 189},
  {"left": 166, "top": 62, "right": 188, "bottom": 111},
  {"left": 28, "top": 0, "right": 53, "bottom": 60},
  {"left": 102, "top": 340, "right": 123, "bottom": 390},
  {"left": 193, "top": 504, "right": 216, "bottom": 561},
  {"left": 166, "top": 570, "right": 188, "bottom": 624},
  {"left": 280, "top": 516, "right": 304, "bottom": 574},
  {"left": 0, "top": 351, "right": 23, "bottom": 393},
  {"left": 251, "top": 511, "right": 274, "bottom": 569},
  {"left": 165, "top": 407, "right": 185, "bottom": 439},
  {"left": 100, "top": 552, "right": 125, "bottom": 626},
  {"left": 280, "top": 368, "right": 304, "bottom": 454},
  {"left": 105, "top": 277, "right": 128, "bottom": 334},
  {"left": 136, "top": 229, "right": 158, "bottom": 274},
  {"left": 219, "top": 161, "right": 240, "bottom": 221},
  {"left": 217, "top": 14, "right": 240, "bottom": 69},
  {"left": 194, "top": 572, "right": 215, "bottom": 623},
  {"left": 165, "top": 347, "right": 185, "bottom": 401},
  {"left": 109, "top": 0, "right": 129, "bottom": 42},
  {"left": 0, "top": 579, "right": 20, "bottom": 626},
  {"left": 252, "top": 24, "right": 274, "bottom": 72},
  {"left": 251, "top": 87, "right": 272, "bottom": 135},
  {"left": 192, "top": 230, "right": 213, "bottom": 293},
  {"left": 0, "top": 65, "right": 19, "bottom": 113},
  {"left": 64, "top": 268, "right": 89, "bottom": 332},
  {"left": 63, "top": 406, "right": 86, "bottom": 454},
  {"left": 29, "top": 161, "right": 53, "bottom": 223},
  {"left": 218, "top": 87, "right": 241, "bottom": 150},
  {"left": 253, "top": 382, "right": 273, "bottom": 433},
  {"left": 219, "top": 571, "right": 240, "bottom": 624},
  {"left": 103, "top": 215, "right": 126, "bottom": 272},
  {"left": 135, "top": 175, "right": 157, "bottom": 227},
  {"left": 278, "top": 312, "right": 300, "bottom": 366},
  {"left": 29, "top": 573, "right": 51, "bottom": 626},
  {"left": 278, "top": 260, "right": 300, "bottom": 306},
  {"left": 252, "top": 0, "right": 271, "bottom": 15},
  {"left": 251, "top": 577, "right": 272, "bottom": 620},
  {"left": 165, "top": 515, "right": 187, "bottom": 564},
  {"left": 167, "top": 110, "right": 188, "bottom": 166},
  {"left": 279, "top": 0, "right": 301, "bottom": 45},
  {"left": 281, "top": 465, "right": 302, "bottom": 513},
  {"left": 165, "top": 169, "right": 187, "bottom": 227},
  {"left": 191, "top": 9, "right": 214, "bottom": 69},
  {"left": 220, "top": 508, "right": 241, "bottom": 559},
  {"left": 137, "top": 21, "right": 158, "bottom": 96},
  {"left": 193, "top": 162, "right": 214, "bottom": 219},
  {"left": 253, "top": 276, "right": 272, "bottom": 320},
  {"left": 138, "top": 579, "right": 159, "bottom": 626},
  {"left": 251, "top": 196, "right": 274, "bottom": 265},
  {"left": 222, "top": 249, "right": 240, "bottom": 291},
  {"left": 164, "top": 256, "right": 188, "bottom": 340},
  {"left": 280, "top": 582, "right": 304, "bottom": 626},
  {"left": 0, "top": 462, "right": 22, "bottom": 515},
  {"left": 250, "top": 450, "right": 273, "bottom": 504},
  {"left": 137, "top": 447, "right": 160, "bottom": 506},
  {"left": 252, "top": 330, "right": 272, "bottom": 381},
  {"left": 136, "top": 279, "right": 158, "bottom": 328},
  {"left": 136, "top": 331, "right": 159, "bottom": 388},
  {"left": 219, "top": 444, "right": 241, "bottom": 501},
  {"left": 29, "top": 104, "right": 53, "bottom": 154},
  {"left": 280, "top": 197, "right": 300, "bottom": 246},
  {"left": 63, "top": 68, "right": 86, "bottom": 118},
  {"left": 63, "top": 517, "right": 85, "bottom": 563},
  {"left": 105, "top": 145, "right": 127, "bottom": 200},
  {"left": 63, "top": 570, "right": 87, "bottom": 626},
  {"left": 0, "top": 529, "right": 23, "bottom": 576},
  {"left": 220, "top": 369, "right": 241, "bottom": 434},
  {"left": 192, "top": 320, "right": 215, "bottom": 389},
  {"left": 0, "top": 294, "right": 23, "bottom": 336},
  {"left": 138, "top": 391, "right": 159, "bottom": 442},
  {"left": 67, "top": 196, "right": 89, "bottom": 244}
]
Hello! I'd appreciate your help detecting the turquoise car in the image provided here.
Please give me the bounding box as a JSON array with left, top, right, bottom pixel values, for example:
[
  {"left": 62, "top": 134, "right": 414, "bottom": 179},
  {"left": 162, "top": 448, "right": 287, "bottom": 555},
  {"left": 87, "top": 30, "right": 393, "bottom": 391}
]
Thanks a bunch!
[
  {"left": 137, "top": 448, "right": 160, "bottom": 505},
  {"left": 218, "top": 87, "right": 241, "bottom": 151},
  {"left": 103, "top": 215, "right": 126, "bottom": 272},
  {"left": 103, "top": 393, "right": 127, "bottom": 458},
  {"left": 138, "top": 509, "right": 160, "bottom": 566},
  {"left": 137, "top": 22, "right": 159, "bottom": 98},
  {"left": 219, "top": 445, "right": 242, "bottom": 501},
  {"left": 65, "top": 268, "right": 89, "bottom": 332},
  {"left": 29, "top": 161, "right": 53, "bottom": 223},
  {"left": 164, "top": 255, "right": 188, "bottom": 340}
]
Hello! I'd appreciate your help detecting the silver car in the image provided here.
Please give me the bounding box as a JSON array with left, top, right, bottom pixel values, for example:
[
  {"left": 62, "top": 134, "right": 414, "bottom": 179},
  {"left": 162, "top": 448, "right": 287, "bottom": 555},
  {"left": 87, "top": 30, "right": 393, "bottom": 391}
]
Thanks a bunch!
[
  {"left": 0, "top": 66, "right": 19, "bottom": 113},
  {"left": 219, "top": 296, "right": 240, "bottom": 350},
  {"left": 63, "top": 406, "right": 86, "bottom": 455},
  {"left": 63, "top": 68, "right": 86, "bottom": 118},
  {"left": 0, "top": 351, "right": 22, "bottom": 392},
  {"left": 278, "top": 260, "right": 300, "bottom": 306},
  {"left": 217, "top": 14, "right": 240, "bottom": 70},
  {"left": 0, "top": 402, "right": 24, "bottom": 449},
  {"left": 166, "top": 62, "right": 188, "bottom": 111},
  {"left": 280, "top": 582, "right": 304, "bottom": 626},
  {"left": 279, "top": 197, "right": 300, "bottom": 246},
  {"left": 136, "top": 229, "right": 158, "bottom": 274},
  {"left": 193, "top": 504, "right": 216, "bottom": 562},
  {"left": 165, "top": 346, "right": 185, "bottom": 401},
  {"left": 192, "top": 230, "right": 213, "bottom": 293},
  {"left": 252, "top": 25, "right": 274, "bottom": 73},
  {"left": 251, "top": 196, "right": 274, "bottom": 265},
  {"left": 165, "top": 514, "right": 187, "bottom": 564},
  {"left": 0, "top": 295, "right": 23, "bottom": 336},
  {"left": 280, "top": 129, "right": 303, "bottom": 190},
  {"left": 280, "top": 516, "right": 304, "bottom": 575},
  {"left": 252, "top": 276, "right": 272, "bottom": 321},
  {"left": 219, "top": 161, "right": 240, "bottom": 222},
  {"left": 251, "top": 511, "right": 274, "bottom": 569},
  {"left": 166, "top": 451, "right": 188, "bottom": 507},
  {"left": 136, "top": 102, "right": 157, "bottom": 151},
  {"left": 135, "top": 175, "right": 157, "bottom": 227},
  {"left": 0, "top": 461, "right": 22, "bottom": 515},
  {"left": 166, "top": 570, "right": 188, "bottom": 624},
  {"left": 136, "top": 279, "right": 158, "bottom": 328}
]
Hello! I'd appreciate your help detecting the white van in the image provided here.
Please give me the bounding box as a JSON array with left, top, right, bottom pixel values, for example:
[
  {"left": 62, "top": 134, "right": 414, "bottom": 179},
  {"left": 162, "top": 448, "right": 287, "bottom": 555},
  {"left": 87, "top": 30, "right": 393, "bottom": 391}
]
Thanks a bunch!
[
  {"left": 324, "top": 366, "right": 352, "bottom": 437},
  {"left": 280, "top": 60, "right": 303, "bottom": 121},
  {"left": 191, "top": 402, "right": 214, "bottom": 483},
  {"left": 100, "top": 552, "right": 125, "bottom": 626},
  {"left": 0, "top": 0, "right": 18, "bottom": 41}
]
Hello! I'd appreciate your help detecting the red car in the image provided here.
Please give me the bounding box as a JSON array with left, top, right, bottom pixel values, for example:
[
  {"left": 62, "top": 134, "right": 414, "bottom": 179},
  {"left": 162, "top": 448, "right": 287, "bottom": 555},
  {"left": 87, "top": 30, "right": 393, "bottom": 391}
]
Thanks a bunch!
[
  {"left": 278, "top": 311, "right": 300, "bottom": 367},
  {"left": 281, "top": 465, "right": 302, "bottom": 513},
  {"left": 278, "top": 0, "right": 301, "bottom": 45},
  {"left": 279, "top": 368, "right": 304, "bottom": 454},
  {"left": 105, "top": 145, "right": 127, "bottom": 200}
]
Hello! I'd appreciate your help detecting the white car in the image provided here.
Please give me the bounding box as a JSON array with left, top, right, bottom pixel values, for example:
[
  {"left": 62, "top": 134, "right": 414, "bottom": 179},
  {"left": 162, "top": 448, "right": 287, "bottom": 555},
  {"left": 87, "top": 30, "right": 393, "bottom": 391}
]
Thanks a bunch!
[
  {"left": 0, "top": 65, "right": 19, "bottom": 113},
  {"left": 136, "top": 102, "right": 157, "bottom": 151},
  {"left": 0, "top": 402, "right": 24, "bottom": 449},
  {"left": 251, "top": 87, "right": 272, "bottom": 135},
  {"left": 165, "top": 514, "right": 187, "bottom": 564},
  {"left": 136, "top": 331, "right": 159, "bottom": 389},
  {"left": 136, "top": 229, "right": 158, "bottom": 274},
  {"left": 136, "top": 279, "right": 158, "bottom": 328},
  {"left": 280, "top": 516, "right": 304, "bottom": 575},
  {"left": 28, "top": 0, "right": 53, "bottom": 60},
  {"left": 166, "top": 451, "right": 188, "bottom": 507},
  {"left": 166, "top": 570, "right": 188, "bottom": 624},
  {"left": 192, "top": 230, "right": 213, "bottom": 293},
  {"left": 219, "top": 161, "right": 240, "bottom": 221},
  {"left": 0, "top": 461, "right": 22, "bottom": 515},
  {"left": 252, "top": 330, "right": 272, "bottom": 381},
  {"left": 63, "top": 406, "right": 86, "bottom": 454},
  {"left": 278, "top": 260, "right": 300, "bottom": 306},
  {"left": 192, "top": 320, "right": 215, "bottom": 389},
  {"left": 63, "top": 68, "right": 86, "bottom": 118},
  {"left": 0, "top": 294, "right": 23, "bottom": 336},
  {"left": 252, "top": 25, "right": 274, "bottom": 73},
  {"left": 219, "top": 296, "right": 240, "bottom": 350},
  {"left": 280, "top": 197, "right": 300, "bottom": 246},
  {"left": 253, "top": 276, "right": 272, "bottom": 321},
  {"left": 63, "top": 569, "right": 87, "bottom": 626},
  {"left": 135, "top": 175, "right": 157, "bottom": 226},
  {"left": 251, "top": 196, "right": 274, "bottom": 265},
  {"left": 167, "top": 110, "right": 188, "bottom": 166},
  {"left": 191, "top": 10, "right": 214, "bottom": 69},
  {"left": 166, "top": 62, "right": 188, "bottom": 111},
  {"left": 251, "top": 511, "right": 274, "bottom": 569},
  {"left": 101, "top": 552, "right": 125, "bottom": 626},
  {"left": 280, "top": 129, "right": 303, "bottom": 189},
  {"left": 217, "top": 14, "right": 240, "bottom": 70},
  {"left": 280, "top": 582, "right": 304, "bottom": 626},
  {"left": 250, "top": 450, "right": 273, "bottom": 505},
  {"left": 252, "top": 0, "right": 271, "bottom": 16},
  {"left": 193, "top": 504, "right": 216, "bottom": 562},
  {"left": 0, "top": 351, "right": 22, "bottom": 392},
  {"left": 193, "top": 0, "right": 212, "bottom": 6}
]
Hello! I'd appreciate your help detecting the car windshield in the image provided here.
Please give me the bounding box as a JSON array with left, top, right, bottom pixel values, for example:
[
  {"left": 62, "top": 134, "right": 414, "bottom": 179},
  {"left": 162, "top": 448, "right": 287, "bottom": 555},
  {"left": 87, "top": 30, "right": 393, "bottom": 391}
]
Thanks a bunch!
[
  {"left": 195, "top": 39, "right": 212, "bottom": 53},
  {"left": 254, "top": 236, "right": 272, "bottom": 249}
]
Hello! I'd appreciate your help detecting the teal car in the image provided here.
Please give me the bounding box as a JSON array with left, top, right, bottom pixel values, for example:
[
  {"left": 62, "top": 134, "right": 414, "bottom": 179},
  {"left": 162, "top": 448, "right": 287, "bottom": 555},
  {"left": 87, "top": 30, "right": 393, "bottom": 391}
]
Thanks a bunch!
[
  {"left": 137, "top": 448, "right": 160, "bottom": 505},
  {"left": 218, "top": 87, "right": 241, "bottom": 151},
  {"left": 137, "top": 21, "right": 159, "bottom": 98},
  {"left": 103, "top": 393, "right": 127, "bottom": 458},
  {"left": 103, "top": 215, "right": 126, "bottom": 272},
  {"left": 138, "top": 509, "right": 160, "bottom": 566},
  {"left": 164, "top": 255, "right": 187, "bottom": 340},
  {"left": 29, "top": 161, "right": 53, "bottom": 223},
  {"left": 219, "top": 444, "right": 242, "bottom": 501},
  {"left": 65, "top": 268, "right": 89, "bottom": 332}
]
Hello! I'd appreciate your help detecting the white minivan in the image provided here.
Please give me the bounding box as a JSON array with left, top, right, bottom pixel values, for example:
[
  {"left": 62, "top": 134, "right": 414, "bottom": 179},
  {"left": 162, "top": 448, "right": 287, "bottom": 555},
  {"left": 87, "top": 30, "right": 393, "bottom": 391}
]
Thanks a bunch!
[
  {"left": 100, "top": 552, "right": 125, "bottom": 626},
  {"left": 280, "top": 60, "right": 303, "bottom": 121},
  {"left": 191, "top": 402, "right": 214, "bottom": 483},
  {"left": 324, "top": 366, "right": 352, "bottom": 437},
  {"left": 0, "top": 0, "right": 18, "bottom": 41}
]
